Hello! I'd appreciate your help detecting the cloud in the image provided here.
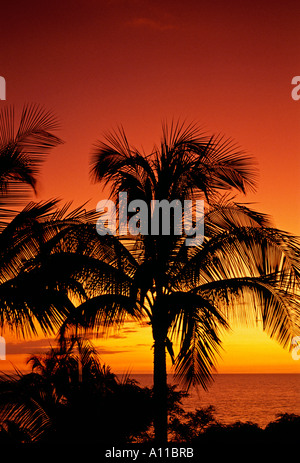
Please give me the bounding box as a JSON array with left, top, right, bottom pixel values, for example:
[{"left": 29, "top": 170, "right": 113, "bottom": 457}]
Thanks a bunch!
[
  {"left": 140, "top": 321, "right": 150, "bottom": 328},
  {"left": 91, "top": 324, "right": 144, "bottom": 338},
  {"left": 127, "top": 17, "right": 175, "bottom": 31},
  {"left": 96, "top": 347, "right": 131, "bottom": 355},
  {"left": 6, "top": 338, "right": 56, "bottom": 355},
  {"left": 5, "top": 339, "right": 131, "bottom": 357},
  {"left": 108, "top": 333, "right": 128, "bottom": 339}
]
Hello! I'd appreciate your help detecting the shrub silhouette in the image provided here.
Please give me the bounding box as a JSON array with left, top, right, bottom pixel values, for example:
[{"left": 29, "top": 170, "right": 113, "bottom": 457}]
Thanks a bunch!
[
  {"left": 0, "top": 338, "right": 153, "bottom": 444},
  {"left": 264, "top": 413, "right": 300, "bottom": 442}
]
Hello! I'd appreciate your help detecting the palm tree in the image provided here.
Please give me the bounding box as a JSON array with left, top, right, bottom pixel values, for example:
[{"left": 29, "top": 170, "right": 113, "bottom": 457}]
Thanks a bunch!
[
  {"left": 0, "top": 336, "right": 153, "bottom": 444},
  {"left": 0, "top": 199, "right": 102, "bottom": 337},
  {"left": 0, "top": 103, "right": 100, "bottom": 338},
  {"left": 0, "top": 104, "right": 62, "bottom": 207},
  {"left": 67, "top": 202, "right": 300, "bottom": 443},
  {"left": 77, "top": 121, "right": 300, "bottom": 444}
]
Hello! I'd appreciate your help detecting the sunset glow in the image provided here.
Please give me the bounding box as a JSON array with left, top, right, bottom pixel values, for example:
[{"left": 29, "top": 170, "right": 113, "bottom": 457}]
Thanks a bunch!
[{"left": 0, "top": 0, "right": 299, "bottom": 376}]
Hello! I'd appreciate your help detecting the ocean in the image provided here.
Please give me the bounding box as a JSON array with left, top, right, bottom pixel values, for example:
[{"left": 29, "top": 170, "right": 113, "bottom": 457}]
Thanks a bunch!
[{"left": 130, "top": 373, "right": 300, "bottom": 429}]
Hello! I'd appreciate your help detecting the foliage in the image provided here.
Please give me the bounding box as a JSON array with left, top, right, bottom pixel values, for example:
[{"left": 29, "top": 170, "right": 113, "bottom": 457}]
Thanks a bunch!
[
  {"left": 169, "top": 405, "right": 217, "bottom": 441},
  {"left": 87, "top": 121, "right": 300, "bottom": 389},
  {"left": 264, "top": 412, "right": 300, "bottom": 441},
  {"left": 0, "top": 338, "right": 153, "bottom": 444},
  {"left": 0, "top": 104, "right": 63, "bottom": 208},
  {"left": 86, "top": 120, "right": 300, "bottom": 442},
  {"left": 0, "top": 111, "right": 300, "bottom": 445},
  {"left": 0, "top": 104, "right": 105, "bottom": 337}
]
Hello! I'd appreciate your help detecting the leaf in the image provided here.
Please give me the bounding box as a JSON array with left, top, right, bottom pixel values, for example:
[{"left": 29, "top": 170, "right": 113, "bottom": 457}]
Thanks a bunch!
[
  {"left": 0, "top": 104, "right": 63, "bottom": 205},
  {"left": 165, "top": 337, "right": 175, "bottom": 364}
]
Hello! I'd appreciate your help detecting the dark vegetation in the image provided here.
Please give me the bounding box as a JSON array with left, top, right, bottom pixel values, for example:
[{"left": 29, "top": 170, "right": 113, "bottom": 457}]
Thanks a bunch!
[
  {"left": 0, "top": 338, "right": 153, "bottom": 445},
  {"left": 0, "top": 106, "right": 299, "bottom": 449},
  {"left": 0, "top": 340, "right": 298, "bottom": 448}
]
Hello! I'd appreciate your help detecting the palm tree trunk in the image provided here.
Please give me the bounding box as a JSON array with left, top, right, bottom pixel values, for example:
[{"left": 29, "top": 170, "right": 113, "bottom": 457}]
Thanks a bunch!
[{"left": 153, "top": 337, "right": 168, "bottom": 444}]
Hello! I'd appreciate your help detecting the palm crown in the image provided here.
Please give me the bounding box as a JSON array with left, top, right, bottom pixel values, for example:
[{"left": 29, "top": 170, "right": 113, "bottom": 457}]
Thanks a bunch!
[
  {"left": 80, "top": 121, "right": 300, "bottom": 442},
  {"left": 0, "top": 113, "right": 299, "bottom": 445},
  {"left": 0, "top": 105, "right": 99, "bottom": 337}
]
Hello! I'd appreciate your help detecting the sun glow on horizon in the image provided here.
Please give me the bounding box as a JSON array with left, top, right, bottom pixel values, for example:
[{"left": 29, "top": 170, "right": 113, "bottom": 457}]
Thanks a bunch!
[
  {"left": 1, "top": 321, "right": 298, "bottom": 376},
  {"left": 0, "top": 0, "right": 299, "bottom": 381}
]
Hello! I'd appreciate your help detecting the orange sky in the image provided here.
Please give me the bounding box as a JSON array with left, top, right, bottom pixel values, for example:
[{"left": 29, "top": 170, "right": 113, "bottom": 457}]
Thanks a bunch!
[{"left": 0, "top": 0, "right": 299, "bottom": 375}]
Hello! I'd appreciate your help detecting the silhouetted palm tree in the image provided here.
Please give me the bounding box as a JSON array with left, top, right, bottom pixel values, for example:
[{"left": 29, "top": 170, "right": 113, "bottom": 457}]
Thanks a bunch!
[
  {"left": 0, "top": 104, "right": 63, "bottom": 209},
  {"left": 0, "top": 337, "right": 153, "bottom": 443},
  {"left": 0, "top": 199, "right": 102, "bottom": 337},
  {"left": 75, "top": 121, "right": 300, "bottom": 443},
  {"left": 0, "top": 104, "right": 101, "bottom": 337}
]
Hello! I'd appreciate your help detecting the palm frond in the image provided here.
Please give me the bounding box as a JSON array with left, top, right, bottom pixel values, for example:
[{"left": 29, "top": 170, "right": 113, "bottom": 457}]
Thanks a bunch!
[
  {"left": 200, "top": 275, "right": 300, "bottom": 348},
  {"left": 173, "top": 308, "right": 225, "bottom": 390},
  {"left": 0, "top": 104, "right": 63, "bottom": 204},
  {"left": 64, "top": 294, "right": 144, "bottom": 336}
]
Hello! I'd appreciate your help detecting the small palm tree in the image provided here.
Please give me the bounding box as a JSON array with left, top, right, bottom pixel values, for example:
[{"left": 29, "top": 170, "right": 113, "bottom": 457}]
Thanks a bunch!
[
  {"left": 0, "top": 337, "right": 153, "bottom": 444},
  {"left": 0, "top": 337, "right": 119, "bottom": 442},
  {"left": 69, "top": 121, "right": 300, "bottom": 443}
]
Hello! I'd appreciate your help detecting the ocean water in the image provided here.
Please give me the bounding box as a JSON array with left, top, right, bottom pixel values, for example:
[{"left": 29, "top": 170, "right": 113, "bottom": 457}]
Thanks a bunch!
[{"left": 130, "top": 374, "right": 300, "bottom": 428}]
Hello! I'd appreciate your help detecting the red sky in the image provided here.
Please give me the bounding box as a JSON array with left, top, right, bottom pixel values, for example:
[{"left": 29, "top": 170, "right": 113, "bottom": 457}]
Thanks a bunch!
[{"left": 0, "top": 0, "right": 299, "bottom": 374}]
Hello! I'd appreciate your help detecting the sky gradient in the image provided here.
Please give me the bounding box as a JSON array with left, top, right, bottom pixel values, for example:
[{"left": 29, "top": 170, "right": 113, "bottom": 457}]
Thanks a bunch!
[{"left": 0, "top": 0, "right": 299, "bottom": 374}]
